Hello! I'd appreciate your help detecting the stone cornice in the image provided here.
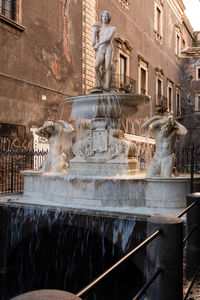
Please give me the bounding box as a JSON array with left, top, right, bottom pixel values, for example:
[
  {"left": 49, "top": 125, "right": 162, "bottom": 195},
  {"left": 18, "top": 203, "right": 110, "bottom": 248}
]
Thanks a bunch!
[
  {"left": 167, "top": 0, "right": 185, "bottom": 22},
  {"left": 114, "top": 37, "right": 133, "bottom": 53}
]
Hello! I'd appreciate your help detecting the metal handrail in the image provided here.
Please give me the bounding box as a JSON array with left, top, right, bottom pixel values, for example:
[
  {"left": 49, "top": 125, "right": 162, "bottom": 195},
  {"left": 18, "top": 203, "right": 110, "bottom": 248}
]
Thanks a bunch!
[
  {"left": 177, "top": 202, "right": 199, "bottom": 246},
  {"left": 177, "top": 202, "right": 197, "bottom": 218},
  {"left": 76, "top": 230, "right": 160, "bottom": 297},
  {"left": 184, "top": 267, "right": 200, "bottom": 300}
]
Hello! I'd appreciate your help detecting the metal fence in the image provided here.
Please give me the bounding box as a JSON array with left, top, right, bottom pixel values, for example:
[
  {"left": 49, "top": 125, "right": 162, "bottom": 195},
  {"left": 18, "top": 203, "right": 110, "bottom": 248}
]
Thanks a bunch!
[
  {"left": 0, "top": 145, "right": 200, "bottom": 195},
  {"left": 0, "top": 150, "right": 47, "bottom": 195},
  {"left": 175, "top": 146, "right": 200, "bottom": 174}
]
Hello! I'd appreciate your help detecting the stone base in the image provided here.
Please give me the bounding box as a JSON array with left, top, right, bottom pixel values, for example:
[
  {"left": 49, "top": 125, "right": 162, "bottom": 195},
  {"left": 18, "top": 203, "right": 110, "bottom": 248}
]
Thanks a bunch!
[
  {"left": 145, "top": 177, "right": 192, "bottom": 208},
  {"left": 21, "top": 171, "right": 200, "bottom": 209},
  {"left": 68, "top": 158, "right": 139, "bottom": 176},
  {"left": 21, "top": 171, "right": 146, "bottom": 207}
]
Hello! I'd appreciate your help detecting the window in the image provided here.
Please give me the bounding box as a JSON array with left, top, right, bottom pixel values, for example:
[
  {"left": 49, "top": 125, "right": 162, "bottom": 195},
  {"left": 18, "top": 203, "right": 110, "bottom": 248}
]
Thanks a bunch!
[
  {"left": 120, "top": 54, "right": 127, "bottom": 84},
  {"left": 141, "top": 68, "right": 146, "bottom": 94},
  {"left": 138, "top": 57, "right": 148, "bottom": 95},
  {"left": 114, "top": 37, "right": 132, "bottom": 92},
  {"left": 155, "top": 67, "right": 164, "bottom": 106},
  {"left": 182, "top": 39, "right": 186, "bottom": 49},
  {"left": 154, "top": 1, "right": 163, "bottom": 43},
  {"left": 156, "top": 7, "right": 161, "bottom": 35},
  {"left": 167, "top": 80, "right": 173, "bottom": 113},
  {"left": 168, "top": 87, "right": 172, "bottom": 111},
  {"left": 176, "top": 87, "right": 181, "bottom": 115},
  {"left": 196, "top": 67, "right": 200, "bottom": 81},
  {"left": 157, "top": 79, "right": 161, "bottom": 98},
  {"left": 195, "top": 93, "right": 200, "bottom": 112},
  {"left": 0, "top": 0, "right": 16, "bottom": 20},
  {"left": 175, "top": 32, "right": 181, "bottom": 57}
]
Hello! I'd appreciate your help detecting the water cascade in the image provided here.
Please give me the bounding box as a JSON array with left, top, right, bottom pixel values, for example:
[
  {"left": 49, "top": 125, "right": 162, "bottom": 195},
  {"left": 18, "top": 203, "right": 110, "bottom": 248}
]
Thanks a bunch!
[{"left": 0, "top": 203, "right": 146, "bottom": 299}]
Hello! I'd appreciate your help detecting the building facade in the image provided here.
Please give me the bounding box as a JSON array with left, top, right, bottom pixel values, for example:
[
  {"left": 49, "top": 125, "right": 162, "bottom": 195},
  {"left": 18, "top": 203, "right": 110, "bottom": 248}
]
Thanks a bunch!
[
  {"left": 0, "top": 0, "right": 83, "bottom": 146},
  {"left": 180, "top": 31, "right": 200, "bottom": 148},
  {"left": 0, "top": 0, "right": 194, "bottom": 149}
]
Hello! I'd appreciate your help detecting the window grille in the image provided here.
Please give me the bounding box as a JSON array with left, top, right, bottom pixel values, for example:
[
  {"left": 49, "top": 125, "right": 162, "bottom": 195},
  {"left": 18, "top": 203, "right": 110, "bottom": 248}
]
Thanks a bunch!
[{"left": 0, "top": 0, "right": 16, "bottom": 21}]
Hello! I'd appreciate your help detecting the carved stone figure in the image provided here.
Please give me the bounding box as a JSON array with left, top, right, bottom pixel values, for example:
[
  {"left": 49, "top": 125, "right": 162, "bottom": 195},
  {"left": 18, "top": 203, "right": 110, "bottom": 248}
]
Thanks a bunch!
[
  {"left": 35, "top": 120, "right": 73, "bottom": 173},
  {"left": 91, "top": 11, "right": 115, "bottom": 92},
  {"left": 141, "top": 115, "right": 187, "bottom": 177}
]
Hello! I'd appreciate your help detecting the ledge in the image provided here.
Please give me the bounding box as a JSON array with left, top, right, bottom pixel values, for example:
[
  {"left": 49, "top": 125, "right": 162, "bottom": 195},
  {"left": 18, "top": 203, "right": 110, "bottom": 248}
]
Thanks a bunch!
[
  {"left": 0, "top": 13, "right": 26, "bottom": 32},
  {"left": 154, "top": 31, "right": 163, "bottom": 44}
]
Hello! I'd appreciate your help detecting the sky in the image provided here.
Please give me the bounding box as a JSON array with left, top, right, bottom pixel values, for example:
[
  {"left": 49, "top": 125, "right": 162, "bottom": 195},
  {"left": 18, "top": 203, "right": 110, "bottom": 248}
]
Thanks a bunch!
[{"left": 184, "top": 0, "right": 200, "bottom": 30}]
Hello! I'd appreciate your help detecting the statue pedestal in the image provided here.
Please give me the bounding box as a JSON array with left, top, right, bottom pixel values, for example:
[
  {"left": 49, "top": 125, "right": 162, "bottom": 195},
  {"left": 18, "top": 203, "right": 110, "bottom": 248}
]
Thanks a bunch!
[
  {"left": 21, "top": 171, "right": 146, "bottom": 207},
  {"left": 21, "top": 171, "right": 200, "bottom": 209}
]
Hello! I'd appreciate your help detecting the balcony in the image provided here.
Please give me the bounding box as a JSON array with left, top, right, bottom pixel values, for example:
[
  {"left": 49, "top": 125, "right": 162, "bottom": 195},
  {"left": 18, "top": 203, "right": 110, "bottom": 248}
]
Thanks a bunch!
[
  {"left": 111, "top": 74, "right": 136, "bottom": 94},
  {"left": 154, "top": 95, "right": 168, "bottom": 113}
]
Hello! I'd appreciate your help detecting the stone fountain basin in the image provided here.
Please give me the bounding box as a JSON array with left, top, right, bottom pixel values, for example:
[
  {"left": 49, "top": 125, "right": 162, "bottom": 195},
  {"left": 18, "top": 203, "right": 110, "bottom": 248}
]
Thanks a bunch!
[{"left": 63, "top": 93, "right": 150, "bottom": 120}]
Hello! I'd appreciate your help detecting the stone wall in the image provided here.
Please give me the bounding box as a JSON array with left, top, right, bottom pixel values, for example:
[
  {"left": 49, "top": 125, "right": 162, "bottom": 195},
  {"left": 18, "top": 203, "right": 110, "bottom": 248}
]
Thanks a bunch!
[
  {"left": 0, "top": 0, "right": 82, "bottom": 138},
  {"left": 179, "top": 56, "right": 200, "bottom": 147}
]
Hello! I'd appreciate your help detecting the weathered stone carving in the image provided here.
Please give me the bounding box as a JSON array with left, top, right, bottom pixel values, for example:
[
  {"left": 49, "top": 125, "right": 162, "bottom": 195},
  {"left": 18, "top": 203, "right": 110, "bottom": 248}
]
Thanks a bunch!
[
  {"left": 35, "top": 120, "right": 73, "bottom": 173},
  {"left": 91, "top": 11, "right": 115, "bottom": 92},
  {"left": 142, "top": 114, "right": 187, "bottom": 177},
  {"left": 72, "top": 121, "right": 136, "bottom": 163}
]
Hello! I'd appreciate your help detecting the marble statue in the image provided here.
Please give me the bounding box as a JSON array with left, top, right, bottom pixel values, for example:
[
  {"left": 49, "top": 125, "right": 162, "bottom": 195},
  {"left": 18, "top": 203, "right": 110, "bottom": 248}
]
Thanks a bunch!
[
  {"left": 91, "top": 10, "right": 115, "bottom": 92},
  {"left": 141, "top": 114, "right": 187, "bottom": 177},
  {"left": 35, "top": 120, "right": 73, "bottom": 173}
]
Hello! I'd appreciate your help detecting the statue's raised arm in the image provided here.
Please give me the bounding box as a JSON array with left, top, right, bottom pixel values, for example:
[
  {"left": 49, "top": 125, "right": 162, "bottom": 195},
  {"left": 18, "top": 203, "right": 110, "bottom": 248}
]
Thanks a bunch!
[{"left": 142, "top": 114, "right": 188, "bottom": 177}]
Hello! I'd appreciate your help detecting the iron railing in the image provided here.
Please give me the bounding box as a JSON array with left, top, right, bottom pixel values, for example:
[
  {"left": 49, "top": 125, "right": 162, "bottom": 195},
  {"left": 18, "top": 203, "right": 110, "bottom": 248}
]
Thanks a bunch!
[
  {"left": 0, "top": 150, "right": 47, "bottom": 194},
  {"left": 111, "top": 74, "right": 136, "bottom": 94},
  {"left": 154, "top": 95, "right": 168, "bottom": 112},
  {"left": 76, "top": 230, "right": 161, "bottom": 298},
  {"left": 0, "top": 145, "right": 200, "bottom": 195},
  {"left": 177, "top": 195, "right": 200, "bottom": 300},
  {"left": 175, "top": 145, "right": 200, "bottom": 193}
]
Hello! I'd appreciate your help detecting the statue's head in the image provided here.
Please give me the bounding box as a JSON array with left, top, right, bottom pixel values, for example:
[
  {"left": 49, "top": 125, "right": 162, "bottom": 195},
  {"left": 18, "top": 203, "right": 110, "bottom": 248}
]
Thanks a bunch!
[
  {"left": 160, "top": 117, "right": 174, "bottom": 138},
  {"left": 100, "top": 10, "right": 111, "bottom": 24},
  {"left": 42, "top": 121, "right": 56, "bottom": 136},
  {"left": 43, "top": 121, "right": 54, "bottom": 127}
]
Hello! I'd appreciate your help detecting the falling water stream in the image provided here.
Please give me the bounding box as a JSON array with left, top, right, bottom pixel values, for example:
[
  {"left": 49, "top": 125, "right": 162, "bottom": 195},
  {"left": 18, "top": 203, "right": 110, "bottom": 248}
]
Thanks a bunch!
[{"left": 0, "top": 203, "right": 146, "bottom": 300}]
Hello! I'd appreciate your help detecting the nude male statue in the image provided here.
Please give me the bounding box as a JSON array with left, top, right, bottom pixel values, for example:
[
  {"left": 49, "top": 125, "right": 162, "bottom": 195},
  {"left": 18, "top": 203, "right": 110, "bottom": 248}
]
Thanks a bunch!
[
  {"left": 35, "top": 120, "right": 73, "bottom": 173},
  {"left": 141, "top": 114, "right": 187, "bottom": 177},
  {"left": 92, "top": 10, "right": 115, "bottom": 92}
]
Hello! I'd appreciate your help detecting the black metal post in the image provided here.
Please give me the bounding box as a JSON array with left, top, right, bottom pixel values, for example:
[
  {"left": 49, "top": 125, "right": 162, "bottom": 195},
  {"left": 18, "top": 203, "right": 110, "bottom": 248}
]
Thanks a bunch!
[
  {"left": 146, "top": 214, "right": 183, "bottom": 300},
  {"left": 11, "top": 155, "right": 14, "bottom": 193},
  {"left": 185, "top": 193, "right": 200, "bottom": 280},
  {"left": 190, "top": 144, "right": 195, "bottom": 193},
  {"left": 186, "top": 193, "right": 200, "bottom": 251}
]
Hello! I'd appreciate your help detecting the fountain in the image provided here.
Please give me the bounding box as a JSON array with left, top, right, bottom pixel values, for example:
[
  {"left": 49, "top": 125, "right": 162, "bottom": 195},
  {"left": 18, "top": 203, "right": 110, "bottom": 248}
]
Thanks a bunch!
[
  {"left": 1, "top": 9, "right": 200, "bottom": 300},
  {"left": 18, "top": 10, "right": 199, "bottom": 211}
]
